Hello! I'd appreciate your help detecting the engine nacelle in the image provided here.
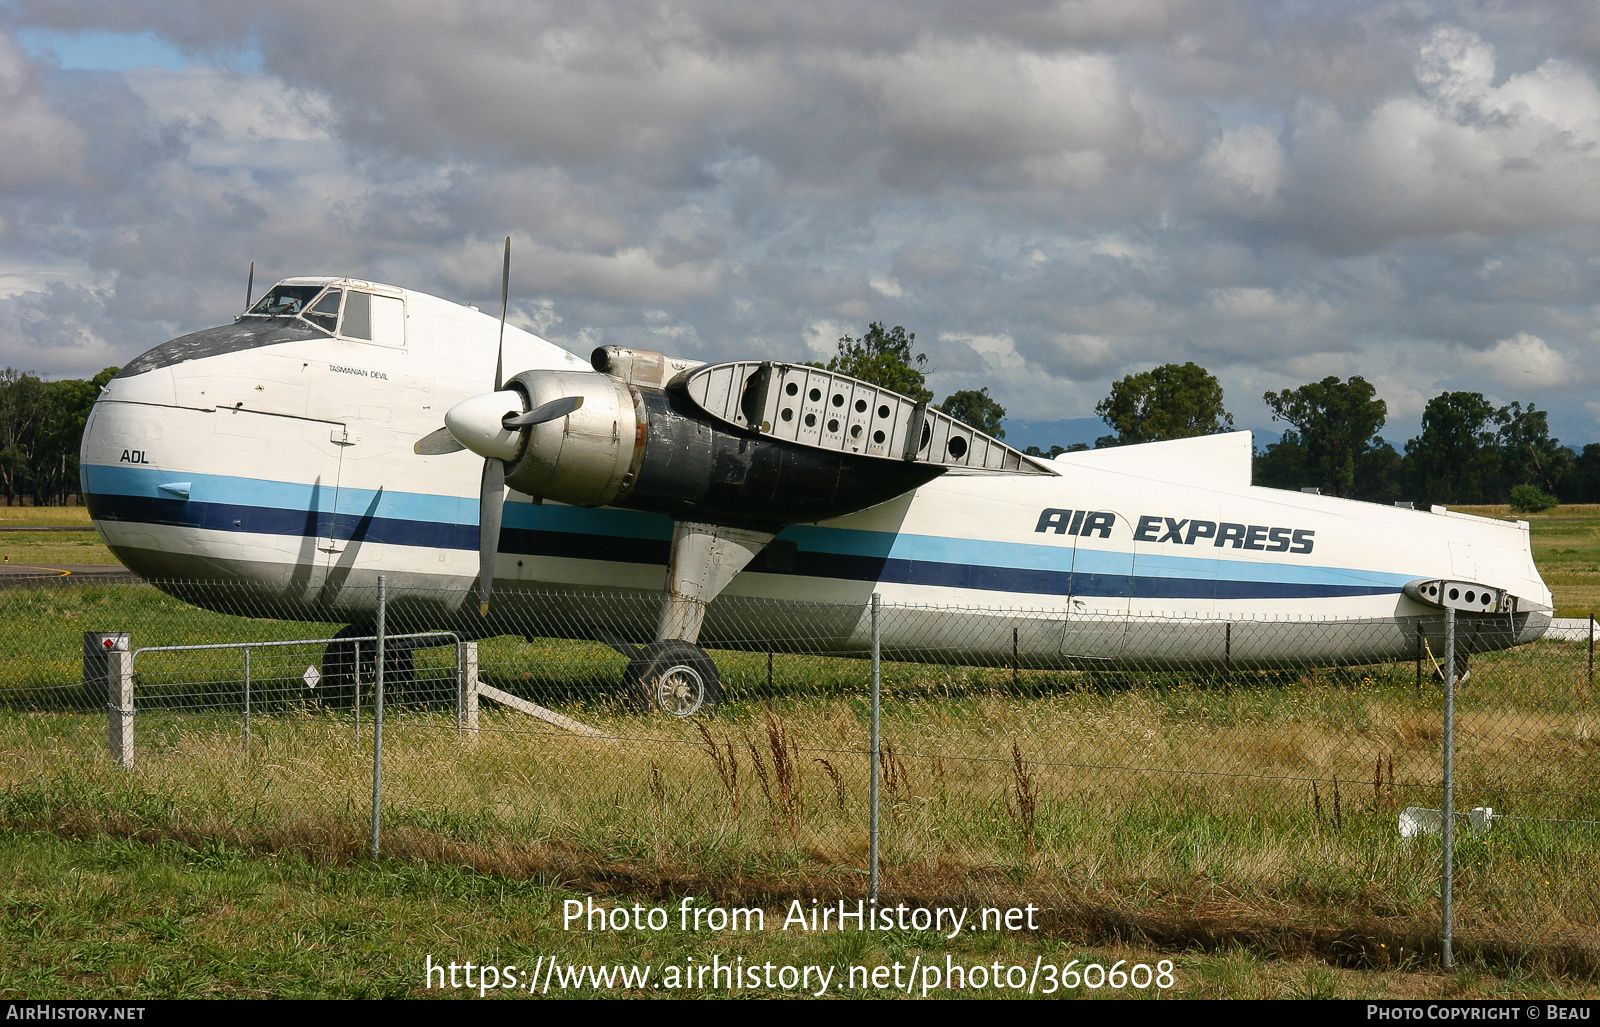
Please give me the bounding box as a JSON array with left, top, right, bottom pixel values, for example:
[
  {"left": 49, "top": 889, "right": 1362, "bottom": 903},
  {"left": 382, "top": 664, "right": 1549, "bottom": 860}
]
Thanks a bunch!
[
  {"left": 502, "top": 369, "right": 641, "bottom": 507},
  {"left": 497, "top": 367, "right": 946, "bottom": 526}
]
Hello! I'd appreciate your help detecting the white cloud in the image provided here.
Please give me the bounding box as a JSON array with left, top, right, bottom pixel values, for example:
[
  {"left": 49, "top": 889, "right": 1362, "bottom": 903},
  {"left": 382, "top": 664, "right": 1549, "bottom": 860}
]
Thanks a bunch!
[
  {"left": 941, "top": 331, "right": 1026, "bottom": 371},
  {"left": 1047, "top": 333, "right": 1121, "bottom": 374},
  {"left": 1464, "top": 332, "right": 1577, "bottom": 389},
  {"left": 1277, "top": 27, "right": 1600, "bottom": 248},
  {"left": 1202, "top": 123, "right": 1284, "bottom": 210}
]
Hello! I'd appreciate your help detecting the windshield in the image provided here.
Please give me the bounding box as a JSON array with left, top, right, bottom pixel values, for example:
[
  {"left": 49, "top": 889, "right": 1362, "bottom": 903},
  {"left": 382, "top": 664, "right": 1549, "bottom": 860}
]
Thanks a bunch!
[
  {"left": 303, "top": 288, "right": 342, "bottom": 333},
  {"left": 246, "top": 285, "right": 324, "bottom": 317}
]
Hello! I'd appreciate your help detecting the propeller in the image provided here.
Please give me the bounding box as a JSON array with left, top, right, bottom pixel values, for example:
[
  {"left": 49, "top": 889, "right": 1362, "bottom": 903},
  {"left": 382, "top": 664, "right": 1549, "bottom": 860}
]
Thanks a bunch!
[
  {"left": 410, "top": 237, "right": 584, "bottom": 617},
  {"left": 495, "top": 235, "right": 509, "bottom": 391},
  {"left": 413, "top": 426, "right": 465, "bottom": 455},
  {"left": 479, "top": 235, "right": 513, "bottom": 617},
  {"left": 476, "top": 458, "right": 505, "bottom": 617},
  {"left": 503, "top": 394, "right": 583, "bottom": 429}
]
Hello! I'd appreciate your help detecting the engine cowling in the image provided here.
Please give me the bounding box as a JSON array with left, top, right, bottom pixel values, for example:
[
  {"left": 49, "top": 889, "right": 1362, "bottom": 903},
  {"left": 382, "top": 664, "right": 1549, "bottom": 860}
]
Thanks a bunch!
[
  {"left": 500, "top": 369, "right": 641, "bottom": 508},
  {"left": 493, "top": 369, "right": 942, "bottom": 527},
  {"left": 475, "top": 351, "right": 1050, "bottom": 528}
]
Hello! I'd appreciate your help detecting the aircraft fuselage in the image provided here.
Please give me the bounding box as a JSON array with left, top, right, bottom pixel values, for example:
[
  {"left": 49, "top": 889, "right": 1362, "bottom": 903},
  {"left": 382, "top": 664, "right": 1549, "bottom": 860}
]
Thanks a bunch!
[{"left": 80, "top": 278, "right": 1554, "bottom": 669}]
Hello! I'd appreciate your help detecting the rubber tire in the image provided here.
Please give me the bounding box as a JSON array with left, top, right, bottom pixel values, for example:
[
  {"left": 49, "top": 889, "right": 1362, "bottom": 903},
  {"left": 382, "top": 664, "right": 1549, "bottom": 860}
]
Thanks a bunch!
[
  {"left": 1431, "top": 651, "right": 1471, "bottom": 687},
  {"left": 623, "top": 640, "right": 720, "bottom": 717},
  {"left": 320, "top": 629, "right": 416, "bottom": 709}
]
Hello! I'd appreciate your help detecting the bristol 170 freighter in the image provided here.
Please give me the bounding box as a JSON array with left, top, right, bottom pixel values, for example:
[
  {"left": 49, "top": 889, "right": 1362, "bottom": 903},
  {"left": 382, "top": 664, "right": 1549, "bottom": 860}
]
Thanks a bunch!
[{"left": 80, "top": 271, "right": 1552, "bottom": 714}]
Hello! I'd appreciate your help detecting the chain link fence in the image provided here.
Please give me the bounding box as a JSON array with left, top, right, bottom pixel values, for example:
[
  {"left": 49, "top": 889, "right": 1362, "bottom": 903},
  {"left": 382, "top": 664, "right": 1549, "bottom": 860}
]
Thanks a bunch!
[{"left": 1, "top": 574, "right": 1593, "bottom": 968}]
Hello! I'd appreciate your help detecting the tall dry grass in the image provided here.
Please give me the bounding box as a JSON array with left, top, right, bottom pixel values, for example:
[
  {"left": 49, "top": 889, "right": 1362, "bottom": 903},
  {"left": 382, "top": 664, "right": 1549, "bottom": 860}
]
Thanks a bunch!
[{"left": 3, "top": 640, "right": 1595, "bottom": 966}]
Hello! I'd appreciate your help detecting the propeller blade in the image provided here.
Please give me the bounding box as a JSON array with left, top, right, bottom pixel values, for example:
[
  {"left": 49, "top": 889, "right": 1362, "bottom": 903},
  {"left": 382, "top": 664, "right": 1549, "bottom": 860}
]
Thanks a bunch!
[
  {"left": 477, "top": 458, "right": 506, "bottom": 617},
  {"left": 501, "top": 395, "right": 583, "bottom": 429},
  {"left": 413, "top": 426, "right": 467, "bottom": 455},
  {"left": 245, "top": 261, "right": 255, "bottom": 310},
  {"left": 494, "top": 235, "right": 510, "bottom": 391}
]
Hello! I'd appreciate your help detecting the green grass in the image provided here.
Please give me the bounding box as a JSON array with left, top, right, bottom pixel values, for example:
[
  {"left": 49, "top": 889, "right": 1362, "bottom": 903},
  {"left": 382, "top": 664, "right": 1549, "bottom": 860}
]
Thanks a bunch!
[
  {"left": 0, "top": 505, "right": 92, "bottom": 526},
  {"left": 1456, "top": 504, "right": 1600, "bottom": 618},
  {"left": 0, "top": 513, "right": 1597, "bottom": 996},
  {"left": 2, "top": 614, "right": 1595, "bottom": 991},
  {"left": 0, "top": 828, "right": 1592, "bottom": 998},
  {"left": 0, "top": 533, "right": 123, "bottom": 567}
]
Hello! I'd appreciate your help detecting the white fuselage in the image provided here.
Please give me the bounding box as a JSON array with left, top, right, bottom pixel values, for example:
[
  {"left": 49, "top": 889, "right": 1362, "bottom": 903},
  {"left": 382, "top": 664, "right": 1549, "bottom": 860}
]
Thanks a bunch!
[{"left": 80, "top": 280, "right": 1553, "bottom": 667}]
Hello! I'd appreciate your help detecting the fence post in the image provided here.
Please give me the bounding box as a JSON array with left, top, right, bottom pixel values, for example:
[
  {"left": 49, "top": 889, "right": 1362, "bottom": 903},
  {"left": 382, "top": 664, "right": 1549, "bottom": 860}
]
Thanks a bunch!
[
  {"left": 870, "top": 592, "right": 881, "bottom": 906},
  {"left": 1415, "top": 621, "right": 1424, "bottom": 698},
  {"left": 371, "top": 575, "right": 386, "bottom": 860},
  {"left": 1224, "top": 622, "right": 1232, "bottom": 693},
  {"left": 1442, "top": 605, "right": 1456, "bottom": 968},
  {"left": 108, "top": 649, "right": 133, "bottom": 769},
  {"left": 1589, "top": 616, "right": 1594, "bottom": 692},
  {"left": 243, "top": 646, "right": 251, "bottom": 754},
  {"left": 458, "top": 640, "right": 479, "bottom": 740}
]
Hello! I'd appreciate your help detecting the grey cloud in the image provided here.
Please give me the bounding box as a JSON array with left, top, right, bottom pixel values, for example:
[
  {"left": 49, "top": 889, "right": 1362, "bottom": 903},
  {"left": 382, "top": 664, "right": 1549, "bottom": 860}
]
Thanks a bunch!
[
  {"left": 0, "top": 34, "right": 88, "bottom": 191},
  {"left": 1, "top": 3, "right": 1599, "bottom": 442}
]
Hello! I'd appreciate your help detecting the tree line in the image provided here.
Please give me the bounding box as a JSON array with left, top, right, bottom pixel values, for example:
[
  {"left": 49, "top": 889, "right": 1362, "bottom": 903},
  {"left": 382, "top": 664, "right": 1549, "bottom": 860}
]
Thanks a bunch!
[
  {"left": 15, "top": 328, "right": 1599, "bottom": 513},
  {"left": 1092, "top": 363, "right": 1599, "bottom": 510},
  {"left": 818, "top": 328, "right": 1599, "bottom": 511},
  {"left": 0, "top": 367, "right": 119, "bottom": 506}
]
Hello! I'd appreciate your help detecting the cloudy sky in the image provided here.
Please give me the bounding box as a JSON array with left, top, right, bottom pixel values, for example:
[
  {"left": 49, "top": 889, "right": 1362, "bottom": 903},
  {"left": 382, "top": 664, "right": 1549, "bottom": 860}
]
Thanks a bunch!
[{"left": 2, "top": 0, "right": 1599, "bottom": 446}]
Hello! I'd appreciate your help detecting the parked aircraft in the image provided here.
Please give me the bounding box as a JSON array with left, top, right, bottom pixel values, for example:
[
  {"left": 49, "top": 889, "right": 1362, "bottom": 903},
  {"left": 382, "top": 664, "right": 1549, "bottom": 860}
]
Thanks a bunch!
[{"left": 79, "top": 265, "right": 1553, "bottom": 715}]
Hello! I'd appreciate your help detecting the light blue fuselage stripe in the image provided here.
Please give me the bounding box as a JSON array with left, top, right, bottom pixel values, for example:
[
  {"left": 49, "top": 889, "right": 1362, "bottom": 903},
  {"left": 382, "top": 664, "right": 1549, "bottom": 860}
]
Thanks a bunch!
[{"left": 82, "top": 463, "right": 1416, "bottom": 591}]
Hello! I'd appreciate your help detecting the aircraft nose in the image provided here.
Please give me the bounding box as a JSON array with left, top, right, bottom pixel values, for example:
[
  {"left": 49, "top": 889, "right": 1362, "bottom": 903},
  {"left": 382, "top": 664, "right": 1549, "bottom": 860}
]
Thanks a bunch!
[{"left": 443, "top": 390, "right": 526, "bottom": 461}]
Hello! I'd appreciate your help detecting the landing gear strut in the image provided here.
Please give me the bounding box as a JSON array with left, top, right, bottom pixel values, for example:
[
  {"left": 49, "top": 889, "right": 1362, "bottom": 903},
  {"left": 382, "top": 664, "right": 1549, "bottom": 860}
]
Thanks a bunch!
[{"left": 624, "top": 640, "right": 720, "bottom": 717}]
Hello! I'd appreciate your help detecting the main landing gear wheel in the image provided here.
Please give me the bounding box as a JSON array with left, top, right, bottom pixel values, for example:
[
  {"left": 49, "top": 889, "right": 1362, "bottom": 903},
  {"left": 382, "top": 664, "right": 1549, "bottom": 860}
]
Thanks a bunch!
[
  {"left": 320, "top": 626, "right": 416, "bottom": 709},
  {"left": 624, "top": 640, "right": 720, "bottom": 717},
  {"left": 1433, "top": 650, "right": 1471, "bottom": 686}
]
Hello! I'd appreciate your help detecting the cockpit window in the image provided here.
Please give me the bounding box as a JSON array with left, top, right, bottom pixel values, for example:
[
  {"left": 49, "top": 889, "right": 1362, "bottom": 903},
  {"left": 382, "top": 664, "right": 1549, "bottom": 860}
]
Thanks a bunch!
[
  {"left": 304, "top": 289, "right": 343, "bottom": 333},
  {"left": 342, "top": 291, "right": 371, "bottom": 340},
  {"left": 246, "top": 285, "right": 323, "bottom": 317}
]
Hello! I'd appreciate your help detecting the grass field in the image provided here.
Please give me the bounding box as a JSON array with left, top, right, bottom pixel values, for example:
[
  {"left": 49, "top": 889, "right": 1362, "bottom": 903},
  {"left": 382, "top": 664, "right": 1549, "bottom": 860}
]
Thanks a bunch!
[
  {"left": 6, "top": 828, "right": 1587, "bottom": 1000},
  {"left": 0, "top": 505, "right": 115, "bottom": 567},
  {"left": 0, "top": 504, "right": 93, "bottom": 526},
  {"left": 1, "top": 580, "right": 1596, "bottom": 997},
  {"left": 1455, "top": 504, "right": 1600, "bottom": 618},
  {"left": 1, "top": 505, "right": 1597, "bottom": 998},
  {"left": 4, "top": 826, "right": 1593, "bottom": 999}
]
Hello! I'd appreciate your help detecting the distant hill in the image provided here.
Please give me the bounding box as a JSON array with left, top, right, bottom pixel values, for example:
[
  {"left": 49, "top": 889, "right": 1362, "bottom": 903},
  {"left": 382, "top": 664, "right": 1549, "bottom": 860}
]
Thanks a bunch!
[{"left": 1001, "top": 418, "right": 1281, "bottom": 452}]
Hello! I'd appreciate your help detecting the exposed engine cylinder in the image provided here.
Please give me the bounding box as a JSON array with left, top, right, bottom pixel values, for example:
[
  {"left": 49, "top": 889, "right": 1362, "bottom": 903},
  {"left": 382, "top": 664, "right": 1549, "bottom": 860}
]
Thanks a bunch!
[
  {"left": 502, "top": 369, "right": 641, "bottom": 507},
  {"left": 590, "top": 345, "right": 704, "bottom": 388}
]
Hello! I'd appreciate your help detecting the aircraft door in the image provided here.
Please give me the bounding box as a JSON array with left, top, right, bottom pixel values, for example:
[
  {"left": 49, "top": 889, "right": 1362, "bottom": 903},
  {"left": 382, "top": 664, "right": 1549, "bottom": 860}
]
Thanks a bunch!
[
  {"left": 211, "top": 407, "right": 346, "bottom": 599},
  {"left": 1126, "top": 498, "right": 1222, "bottom": 664},
  {"left": 321, "top": 423, "right": 387, "bottom": 605},
  {"left": 304, "top": 423, "right": 352, "bottom": 578},
  {"left": 1055, "top": 506, "right": 1134, "bottom": 661}
]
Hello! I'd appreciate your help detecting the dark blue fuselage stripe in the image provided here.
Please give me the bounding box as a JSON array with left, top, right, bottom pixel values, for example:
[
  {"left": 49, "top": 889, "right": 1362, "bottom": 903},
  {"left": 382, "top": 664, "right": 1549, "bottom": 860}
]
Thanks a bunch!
[{"left": 86, "top": 492, "right": 1400, "bottom": 601}]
